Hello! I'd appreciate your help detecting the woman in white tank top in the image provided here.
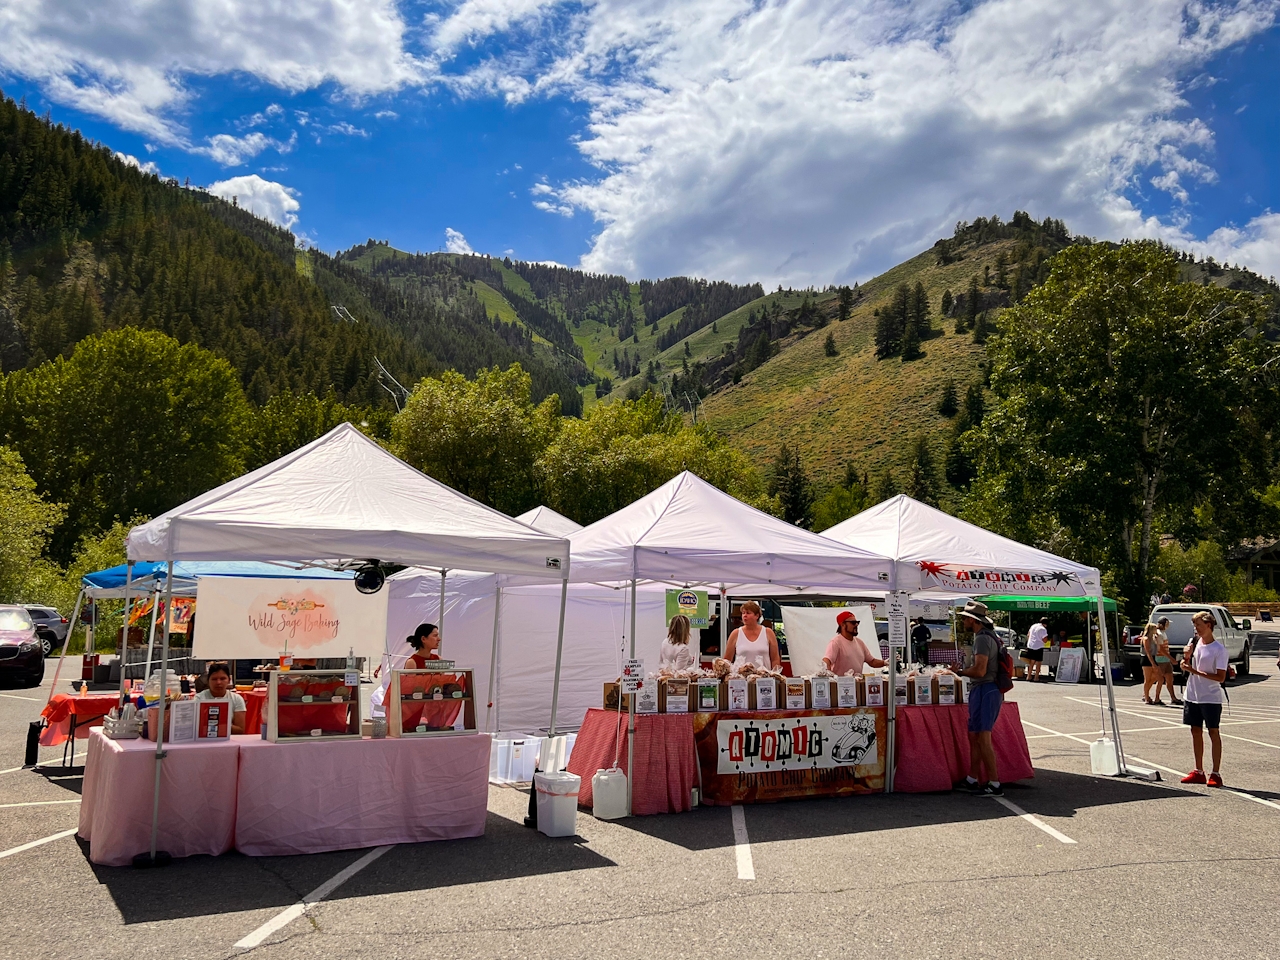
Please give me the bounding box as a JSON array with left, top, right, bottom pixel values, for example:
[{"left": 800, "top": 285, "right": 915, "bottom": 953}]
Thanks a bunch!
[{"left": 725, "top": 600, "right": 780, "bottom": 670}]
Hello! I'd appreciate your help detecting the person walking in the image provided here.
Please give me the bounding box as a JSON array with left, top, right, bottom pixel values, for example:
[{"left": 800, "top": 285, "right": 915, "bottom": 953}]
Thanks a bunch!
[
  {"left": 1180, "top": 610, "right": 1228, "bottom": 787},
  {"left": 1022, "top": 617, "right": 1048, "bottom": 682},
  {"left": 1140, "top": 624, "right": 1163, "bottom": 705},
  {"left": 1152, "top": 616, "right": 1181, "bottom": 706},
  {"left": 953, "top": 600, "right": 1003, "bottom": 796},
  {"left": 910, "top": 617, "right": 932, "bottom": 666}
]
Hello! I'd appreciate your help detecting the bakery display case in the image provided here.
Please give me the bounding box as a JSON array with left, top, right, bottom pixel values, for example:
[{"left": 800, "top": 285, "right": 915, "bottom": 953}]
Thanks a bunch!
[
  {"left": 265, "top": 669, "right": 362, "bottom": 743},
  {"left": 388, "top": 666, "right": 476, "bottom": 737}
]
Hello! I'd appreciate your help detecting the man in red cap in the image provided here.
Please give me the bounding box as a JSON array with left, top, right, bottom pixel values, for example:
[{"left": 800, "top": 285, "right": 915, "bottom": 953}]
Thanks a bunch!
[{"left": 822, "top": 611, "right": 887, "bottom": 675}]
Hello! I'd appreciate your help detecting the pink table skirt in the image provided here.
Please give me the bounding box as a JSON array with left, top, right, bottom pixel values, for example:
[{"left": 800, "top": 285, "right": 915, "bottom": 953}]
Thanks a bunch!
[
  {"left": 77, "top": 730, "right": 240, "bottom": 866},
  {"left": 235, "top": 734, "right": 491, "bottom": 856},
  {"left": 567, "top": 709, "right": 698, "bottom": 816},
  {"left": 893, "top": 701, "right": 1034, "bottom": 792}
]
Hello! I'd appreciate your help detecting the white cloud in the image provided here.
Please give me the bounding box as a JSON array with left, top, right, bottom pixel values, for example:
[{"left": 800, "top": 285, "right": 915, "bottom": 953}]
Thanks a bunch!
[
  {"left": 114, "top": 151, "right": 159, "bottom": 176},
  {"left": 196, "top": 131, "right": 296, "bottom": 167},
  {"left": 374, "top": 109, "right": 398, "bottom": 120},
  {"left": 429, "top": 0, "right": 561, "bottom": 54},
  {"left": 434, "top": 0, "right": 1280, "bottom": 284},
  {"left": 324, "top": 121, "right": 369, "bottom": 137},
  {"left": 207, "top": 174, "right": 301, "bottom": 229},
  {"left": 444, "top": 227, "right": 474, "bottom": 254},
  {"left": 0, "top": 0, "right": 426, "bottom": 145}
]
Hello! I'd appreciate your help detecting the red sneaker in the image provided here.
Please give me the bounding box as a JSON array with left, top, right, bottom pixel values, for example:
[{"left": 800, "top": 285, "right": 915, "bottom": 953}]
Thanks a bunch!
[
  {"left": 1181, "top": 770, "right": 1207, "bottom": 784},
  {"left": 1207, "top": 772, "right": 1223, "bottom": 788}
]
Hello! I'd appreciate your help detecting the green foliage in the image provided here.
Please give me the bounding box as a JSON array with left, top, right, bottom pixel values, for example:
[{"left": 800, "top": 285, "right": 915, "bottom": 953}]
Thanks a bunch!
[
  {"left": 393, "top": 364, "right": 560, "bottom": 518},
  {"left": 769, "top": 444, "right": 813, "bottom": 528},
  {"left": 837, "top": 286, "right": 854, "bottom": 322},
  {"left": 249, "top": 392, "right": 389, "bottom": 470},
  {"left": 963, "top": 241, "right": 1277, "bottom": 612},
  {"left": 0, "top": 445, "right": 63, "bottom": 602},
  {"left": 823, "top": 331, "right": 838, "bottom": 357},
  {"left": 0, "top": 328, "right": 251, "bottom": 559},
  {"left": 940, "top": 289, "right": 953, "bottom": 317},
  {"left": 538, "top": 392, "right": 767, "bottom": 524},
  {"left": 904, "top": 435, "right": 940, "bottom": 506},
  {"left": 870, "top": 468, "right": 899, "bottom": 504},
  {"left": 937, "top": 380, "right": 958, "bottom": 417},
  {"left": 812, "top": 466, "right": 870, "bottom": 531}
]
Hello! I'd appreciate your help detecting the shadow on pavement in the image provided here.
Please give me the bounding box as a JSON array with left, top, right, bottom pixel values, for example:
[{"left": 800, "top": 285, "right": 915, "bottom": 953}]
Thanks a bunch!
[
  {"left": 87, "top": 810, "right": 614, "bottom": 925},
  {"left": 612, "top": 766, "right": 1196, "bottom": 851}
]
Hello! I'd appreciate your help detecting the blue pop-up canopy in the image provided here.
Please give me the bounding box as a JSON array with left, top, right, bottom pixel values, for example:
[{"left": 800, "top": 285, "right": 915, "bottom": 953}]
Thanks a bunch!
[{"left": 82, "top": 561, "right": 352, "bottom": 598}]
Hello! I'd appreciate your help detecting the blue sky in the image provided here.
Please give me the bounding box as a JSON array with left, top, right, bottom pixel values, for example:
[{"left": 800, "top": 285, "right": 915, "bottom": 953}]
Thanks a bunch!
[{"left": 2, "top": 1, "right": 1278, "bottom": 284}]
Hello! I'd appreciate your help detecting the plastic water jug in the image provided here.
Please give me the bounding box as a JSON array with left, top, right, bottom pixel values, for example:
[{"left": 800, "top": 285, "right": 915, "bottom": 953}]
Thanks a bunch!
[
  {"left": 1090, "top": 737, "right": 1120, "bottom": 776},
  {"left": 592, "top": 768, "right": 628, "bottom": 819}
]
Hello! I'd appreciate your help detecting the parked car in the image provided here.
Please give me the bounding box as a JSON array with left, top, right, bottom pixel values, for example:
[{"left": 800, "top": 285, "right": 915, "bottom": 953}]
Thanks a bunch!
[
  {"left": 24, "top": 605, "right": 68, "bottom": 657},
  {"left": 0, "top": 606, "right": 45, "bottom": 687},
  {"left": 1120, "top": 604, "right": 1252, "bottom": 679},
  {"left": 993, "top": 626, "right": 1021, "bottom": 648}
]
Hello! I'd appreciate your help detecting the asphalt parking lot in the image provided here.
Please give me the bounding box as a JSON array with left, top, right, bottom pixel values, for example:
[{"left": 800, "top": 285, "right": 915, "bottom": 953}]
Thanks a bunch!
[{"left": 2, "top": 656, "right": 1277, "bottom": 960}]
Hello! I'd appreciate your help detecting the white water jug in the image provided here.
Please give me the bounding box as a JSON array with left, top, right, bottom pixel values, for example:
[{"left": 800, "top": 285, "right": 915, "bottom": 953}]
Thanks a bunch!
[
  {"left": 592, "top": 768, "right": 628, "bottom": 819},
  {"left": 1090, "top": 737, "right": 1120, "bottom": 776}
]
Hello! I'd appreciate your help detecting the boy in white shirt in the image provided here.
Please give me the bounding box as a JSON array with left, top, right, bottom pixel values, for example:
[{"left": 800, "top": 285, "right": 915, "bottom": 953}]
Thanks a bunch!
[{"left": 1179, "top": 611, "right": 1228, "bottom": 787}]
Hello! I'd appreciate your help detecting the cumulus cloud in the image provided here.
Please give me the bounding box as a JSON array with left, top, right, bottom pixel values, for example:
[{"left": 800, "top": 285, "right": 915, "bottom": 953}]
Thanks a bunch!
[
  {"left": 0, "top": 0, "right": 425, "bottom": 144},
  {"left": 444, "top": 227, "right": 474, "bottom": 254},
  {"left": 195, "top": 131, "right": 296, "bottom": 167},
  {"left": 207, "top": 174, "right": 301, "bottom": 229},
  {"left": 114, "top": 151, "right": 159, "bottom": 176},
  {"left": 436, "top": 0, "right": 1280, "bottom": 284}
]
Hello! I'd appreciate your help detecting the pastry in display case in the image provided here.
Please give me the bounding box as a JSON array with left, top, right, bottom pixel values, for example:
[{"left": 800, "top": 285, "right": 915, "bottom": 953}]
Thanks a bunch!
[
  {"left": 388, "top": 664, "right": 476, "bottom": 737},
  {"left": 265, "top": 669, "right": 362, "bottom": 742}
]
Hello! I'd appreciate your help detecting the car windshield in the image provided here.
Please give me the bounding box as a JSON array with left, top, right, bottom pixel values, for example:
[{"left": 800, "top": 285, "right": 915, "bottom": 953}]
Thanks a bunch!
[
  {"left": 1153, "top": 612, "right": 1199, "bottom": 647},
  {"left": 0, "top": 609, "right": 34, "bottom": 631}
]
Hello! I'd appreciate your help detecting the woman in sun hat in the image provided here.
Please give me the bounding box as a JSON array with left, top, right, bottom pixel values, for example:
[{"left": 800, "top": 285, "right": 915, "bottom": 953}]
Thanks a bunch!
[{"left": 952, "top": 600, "right": 1004, "bottom": 795}]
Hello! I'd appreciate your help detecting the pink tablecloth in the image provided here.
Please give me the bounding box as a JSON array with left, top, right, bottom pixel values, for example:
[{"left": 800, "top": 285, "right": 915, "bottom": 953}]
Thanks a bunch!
[
  {"left": 566, "top": 709, "right": 698, "bottom": 815},
  {"left": 893, "top": 701, "right": 1034, "bottom": 792},
  {"left": 77, "top": 729, "right": 240, "bottom": 866},
  {"left": 235, "top": 734, "right": 491, "bottom": 856}
]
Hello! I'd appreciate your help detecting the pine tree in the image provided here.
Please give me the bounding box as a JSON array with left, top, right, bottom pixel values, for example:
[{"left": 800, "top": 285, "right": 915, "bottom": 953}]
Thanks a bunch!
[
  {"left": 900, "top": 320, "right": 921, "bottom": 360},
  {"left": 824, "top": 331, "right": 838, "bottom": 357},
  {"left": 940, "top": 289, "right": 953, "bottom": 316},
  {"left": 995, "top": 251, "right": 1008, "bottom": 289},
  {"left": 838, "top": 286, "right": 854, "bottom": 322},
  {"left": 964, "top": 275, "right": 980, "bottom": 330},
  {"left": 769, "top": 444, "right": 813, "bottom": 527},
  {"left": 911, "top": 281, "right": 929, "bottom": 333},
  {"left": 905, "top": 435, "right": 940, "bottom": 506},
  {"left": 684, "top": 340, "right": 691, "bottom": 357},
  {"left": 871, "top": 468, "right": 899, "bottom": 504},
  {"left": 937, "top": 379, "right": 958, "bottom": 416}
]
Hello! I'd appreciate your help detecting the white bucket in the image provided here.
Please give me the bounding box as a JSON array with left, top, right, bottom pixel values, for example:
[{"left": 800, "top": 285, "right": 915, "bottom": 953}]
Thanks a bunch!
[
  {"left": 592, "top": 768, "right": 628, "bottom": 819},
  {"left": 535, "top": 771, "right": 581, "bottom": 837},
  {"left": 1090, "top": 737, "right": 1120, "bottom": 776}
]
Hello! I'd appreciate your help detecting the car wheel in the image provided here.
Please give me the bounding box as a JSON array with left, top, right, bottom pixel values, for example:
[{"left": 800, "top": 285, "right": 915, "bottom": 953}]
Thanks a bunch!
[
  {"left": 1237, "top": 645, "right": 1249, "bottom": 678},
  {"left": 39, "top": 635, "right": 52, "bottom": 657}
]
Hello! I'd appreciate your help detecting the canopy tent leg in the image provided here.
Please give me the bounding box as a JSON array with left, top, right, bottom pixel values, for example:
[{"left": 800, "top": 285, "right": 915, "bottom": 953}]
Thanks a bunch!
[
  {"left": 627, "top": 578, "right": 637, "bottom": 817},
  {"left": 143, "top": 587, "right": 161, "bottom": 683},
  {"left": 438, "top": 569, "right": 447, "bottom": 658},
  {"left": 1096, "top": 595, "right": 1159, "bottom": 781},
  {"left": 45, "top": 589, "right": 86, "bottom": 707},
  {"left": 485, "top": 587, "right": 502, "bottom": 733},
  {"left": 548, "top": 578, "right": 569, "bottom": 736},
  {"left": 143, "top": 560, "right": 175, "bottom": 867},
  {"left": 115, "top": 563, "right": 134, "bottom": 705},
  {"left": 719, "top": 586, "right": 728, "bottom": 655}
]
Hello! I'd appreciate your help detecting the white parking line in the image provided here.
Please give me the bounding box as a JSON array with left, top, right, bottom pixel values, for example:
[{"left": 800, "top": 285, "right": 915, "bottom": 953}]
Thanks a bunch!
[
  {"left": 0, "top": 828, "right": 77, "bottom": 859},
  {"left": 1063, "top": 697, "right": 1280, "bottom": 750},
  {"left": 0, "top": 799, "right": 80, "bottom": 809},
  {"left": 730, "top": 805, "right": 755, "bottom": 881},
  {"left": 234, "top": 844, "right": 394, "bottom": 951},
  {"left": 991, "top": 796, "right": 1076, "bottom": 844},
  {"left": 0, "top": 693, "right": 41, "bottom": 702}
]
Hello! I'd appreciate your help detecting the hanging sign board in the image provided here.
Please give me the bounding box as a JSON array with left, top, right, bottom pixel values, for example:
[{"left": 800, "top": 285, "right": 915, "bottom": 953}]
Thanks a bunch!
[
  {"left": 193, "top": 577, "right": 387, "bottom": 661},
  {"left": 665, "top": 589, "right": 710, "bottom": 628},
  {"left": 887, "top": 591, "right": 909, "bottom": 649},
  {"left": 621, "top": 659, "right": 645, "bottom": 693}
]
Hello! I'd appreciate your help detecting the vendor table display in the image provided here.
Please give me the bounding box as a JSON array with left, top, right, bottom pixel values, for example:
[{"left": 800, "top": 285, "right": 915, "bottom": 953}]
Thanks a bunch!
[
  {"left": 78, "top": 729, "right": 239, "bottom": 866},
  {"left": 40, "top": 693, "right": 119, "bottom": 756},
  {"left": 388, "top": 666, "right": 476, "bottom": 736},
  {"left": 235, "top": 734, "right": 491, "bottom": 855},
  {"left": 265, "top": 669, "right": 361, "bottom": 742},
  {"left": 567, "top": 710, "right": 698, "bottom": 815}
]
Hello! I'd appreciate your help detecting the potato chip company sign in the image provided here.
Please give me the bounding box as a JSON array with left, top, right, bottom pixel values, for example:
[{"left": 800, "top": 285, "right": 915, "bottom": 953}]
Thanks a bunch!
[
  {"left": 917, "top": 561, "right": 1083, "bottom": 596},
  {"left": 666, "top": 589, "right": 709, "bottom": 627}
]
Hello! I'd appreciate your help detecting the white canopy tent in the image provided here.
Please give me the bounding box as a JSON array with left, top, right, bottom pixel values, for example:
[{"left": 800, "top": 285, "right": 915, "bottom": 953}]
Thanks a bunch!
[
  {"left": 824, "top": 495, "right": 1146, "bottom": 784},
  {"left": 122, "top": 423, "right": 571, "bottom": 863},
  {"left": 516, "top": 506, "right": 583, "bottom": 538}
]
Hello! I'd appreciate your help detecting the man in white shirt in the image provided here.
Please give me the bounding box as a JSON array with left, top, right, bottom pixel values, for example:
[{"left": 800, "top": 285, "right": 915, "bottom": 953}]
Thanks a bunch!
[
  {"left": 1180, "top": 611, "right": 1228, "bottom": 787},
  {"left": 1021, "top": 617, "right": 1049, "bottom": 682}
]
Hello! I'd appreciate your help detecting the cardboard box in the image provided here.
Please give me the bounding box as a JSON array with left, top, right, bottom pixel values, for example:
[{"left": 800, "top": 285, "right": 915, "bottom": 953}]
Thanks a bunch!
[
  {"left": 660, "top": 678, "right": 692, "bottom": 713},
  {"left": 695, "top": 678, "right": 723, "bottom": 712},
  {"left": 863, "top": 676, "right": 886, "bottom": 707},
  {"left": 807, "top": 677, "right": 833, "bottom": 710},
  {"left": 603, "top": 682, "right": 632, "bottom": 711},
  {"left": 749, "top": 677, "right": 778, "bottom": 710},
  {"left": 835, "top": 677, "right": 860, "bottom": 708},
  {"left": 911, "top": 675, "right": 934, "bottom": 706},
  {"left": 726, "top": 678, "right": 749, "bottom": 711},
  {"left": 784, "top": 678, "right": 807, "bottom": 710},
  {"left": 935, "top": 674, "right": 959, "bottom": 705}
]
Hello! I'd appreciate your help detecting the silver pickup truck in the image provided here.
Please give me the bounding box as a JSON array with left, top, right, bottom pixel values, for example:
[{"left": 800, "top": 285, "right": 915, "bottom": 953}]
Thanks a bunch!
[{"left": 1120, "top": 604, "right": 1253, "bottom": 678}]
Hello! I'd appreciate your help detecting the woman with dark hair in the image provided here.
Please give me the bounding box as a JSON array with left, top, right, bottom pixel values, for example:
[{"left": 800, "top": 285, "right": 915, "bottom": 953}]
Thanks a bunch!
[
  {"left": 197, "top": 661, "right": 247, "bottom": 734},
  {"left": 406, "top": 622, "right": 441, "bottom": 668}
]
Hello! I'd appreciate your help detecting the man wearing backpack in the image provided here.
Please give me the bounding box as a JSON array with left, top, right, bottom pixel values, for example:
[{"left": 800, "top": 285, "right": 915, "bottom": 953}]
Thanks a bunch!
[
  {"left": 1180, "top": 610, "right": 1229, "bottom": 787},
  {"left": 952, "top": 600, "right": 1007, "bottom": 796}
]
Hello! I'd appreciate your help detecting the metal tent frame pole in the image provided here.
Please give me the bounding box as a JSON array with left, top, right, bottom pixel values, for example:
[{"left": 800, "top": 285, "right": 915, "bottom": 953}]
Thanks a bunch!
[
  {"left": 115, "top": 563, "right": 134, "bottom": 705},
  {"left": 485, "top": 586, "right": 502, "bottom": 733},
  {"left": 142, "top": 587, "right": 161, "bottom": 682},
  {"left": 45, "top": 588, "right": 86, "bottom": 706},
  {"left": 437, "top": 569, "right": 447, "bottom": 657},
  {"left": 548, "top": 578, "right": 569, "bottom": 736},
  {"left": 626, "top": 577, "right": 637, "bottom": 817},
  {"left": 144, "top": 560, "right": 175, "bottom": 865}
]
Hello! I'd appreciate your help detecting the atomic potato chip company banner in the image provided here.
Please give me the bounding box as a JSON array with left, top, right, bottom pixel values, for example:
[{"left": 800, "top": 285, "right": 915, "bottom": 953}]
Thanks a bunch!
[{"left": 694, "top": 709, "right": 887, "bottom": 803}]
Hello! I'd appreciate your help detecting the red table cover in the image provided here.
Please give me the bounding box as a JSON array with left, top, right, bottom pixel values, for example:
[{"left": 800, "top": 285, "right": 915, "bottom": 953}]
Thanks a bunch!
[
  {"left": 567, "top": 709, "right": 698, "bottom": 815},
  {"left": 892, "top": 701, "right": 1033, "bottom": 792},
  {"left": 40, "top": 693, "right": 119, "bottom": 746},
  {"left": 77, "top": 729, "right": 240, "bottom": 866},
  {"left": 235, "top": 734, "right": 491, "bottom": 856},
  {"left": 241, "top": 689, "right": 353, "bottom": 736}
]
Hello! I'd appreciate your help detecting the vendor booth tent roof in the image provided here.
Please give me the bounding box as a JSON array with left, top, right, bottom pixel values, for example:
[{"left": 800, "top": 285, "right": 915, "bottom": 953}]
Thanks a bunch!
[
  {"left": 81, "top": 561, "right": 351, "bottom": 599},
  {"left": 126, "top": 423, "right": 570, "bottom": 577},
  {"left": 516, "top": 505, "right": 583, "bottom": 537},
  {"left": 822, "top": 494, "right": 1101, "bottom": 597},
  {"left": 561, "top": 470, "right": 905, "bottom": 591}
]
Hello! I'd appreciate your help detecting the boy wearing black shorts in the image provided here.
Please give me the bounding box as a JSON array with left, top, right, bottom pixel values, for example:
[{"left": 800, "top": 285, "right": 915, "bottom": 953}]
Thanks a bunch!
[{"left": 1180, "top": 610, "right": 1228, "bottom": 787}]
